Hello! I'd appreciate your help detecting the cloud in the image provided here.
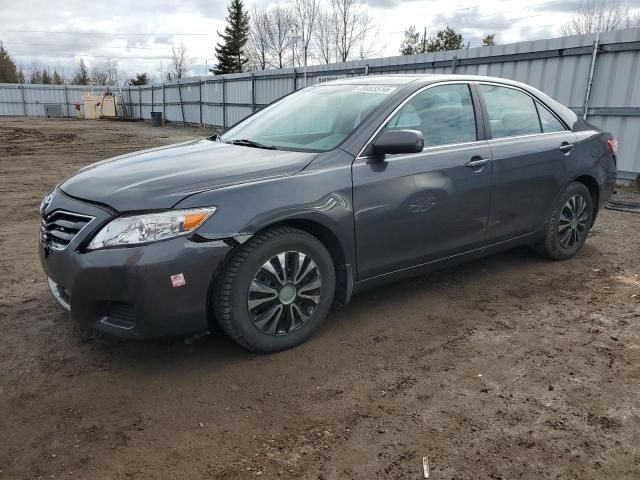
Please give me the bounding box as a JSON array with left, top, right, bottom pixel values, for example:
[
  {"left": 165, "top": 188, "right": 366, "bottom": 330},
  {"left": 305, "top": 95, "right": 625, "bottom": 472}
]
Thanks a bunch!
[
  {"left": 430, "top": 6, "right": 513, "bottom": 32},
  {"left": 367, "top": 0, "right": 424, "bottom": 8},
  {"left": 532, "top": 0, "right": 640, "bottom": 13}
]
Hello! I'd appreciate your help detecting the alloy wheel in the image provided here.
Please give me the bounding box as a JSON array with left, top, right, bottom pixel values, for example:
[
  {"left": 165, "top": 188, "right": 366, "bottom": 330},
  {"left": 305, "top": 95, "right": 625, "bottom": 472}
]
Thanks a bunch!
[
  {"left": 558, "top": 194, "right": 589, "bottom": 249},
  {"left": 247, "top": 251, "right": 322, "bottom": 335}
]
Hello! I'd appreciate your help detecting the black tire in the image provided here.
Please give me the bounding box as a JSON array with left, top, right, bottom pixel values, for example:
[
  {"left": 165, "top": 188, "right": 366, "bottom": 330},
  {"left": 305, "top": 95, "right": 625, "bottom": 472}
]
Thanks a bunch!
[
  {"left": 213, "top": 226, "right": 335, "bottom": 353},
  {"left": 538, "top": 182, "right": 594, "bottom": 260}
]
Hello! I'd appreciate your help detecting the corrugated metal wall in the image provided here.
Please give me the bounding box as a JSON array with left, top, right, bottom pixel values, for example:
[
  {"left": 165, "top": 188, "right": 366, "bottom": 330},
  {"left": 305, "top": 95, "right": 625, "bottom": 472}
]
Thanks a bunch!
[
  {"left": 0, "top": 84, "right": 88, "bottom": 117},
  {"left": 1, "top": 28, "right": 639, "bottom": 177}
]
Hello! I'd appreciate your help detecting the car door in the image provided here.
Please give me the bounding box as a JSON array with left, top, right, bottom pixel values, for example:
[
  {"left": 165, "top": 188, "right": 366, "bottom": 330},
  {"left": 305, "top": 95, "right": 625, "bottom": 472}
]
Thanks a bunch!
[
  {"left": 352, "top": 82, "right": 494, "bottom": 280},
  {"left": 478, "top": 83, "right": 580, "bottom": 242}
]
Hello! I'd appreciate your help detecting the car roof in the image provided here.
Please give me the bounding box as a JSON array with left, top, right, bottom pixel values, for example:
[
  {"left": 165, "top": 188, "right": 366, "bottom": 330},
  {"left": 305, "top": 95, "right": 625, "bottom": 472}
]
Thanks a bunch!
[{"left": 321, "top": 73, "right": 532, "bottom": 89}]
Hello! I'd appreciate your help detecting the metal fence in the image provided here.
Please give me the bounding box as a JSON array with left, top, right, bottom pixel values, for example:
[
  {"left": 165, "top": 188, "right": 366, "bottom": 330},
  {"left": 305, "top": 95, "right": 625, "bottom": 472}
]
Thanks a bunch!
[{"left": 1, "top": 28, "right": 639, "bottom": 179}]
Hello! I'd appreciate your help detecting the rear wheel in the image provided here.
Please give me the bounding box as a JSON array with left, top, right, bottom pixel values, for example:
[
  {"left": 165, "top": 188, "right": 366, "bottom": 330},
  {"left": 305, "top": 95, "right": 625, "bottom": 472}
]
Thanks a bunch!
[
  {"left": 213, "top": 226, "right": 335, "bottom": 352},
  {"left": 538, "top": 182, "right": 593, "bottom": 260}
]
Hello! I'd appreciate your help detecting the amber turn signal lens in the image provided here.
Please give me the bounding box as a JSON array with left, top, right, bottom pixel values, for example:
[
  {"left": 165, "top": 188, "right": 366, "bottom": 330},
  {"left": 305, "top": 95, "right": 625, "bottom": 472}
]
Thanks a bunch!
[{"left": 183, "top": 212, "right": 210, "bottom": 230}]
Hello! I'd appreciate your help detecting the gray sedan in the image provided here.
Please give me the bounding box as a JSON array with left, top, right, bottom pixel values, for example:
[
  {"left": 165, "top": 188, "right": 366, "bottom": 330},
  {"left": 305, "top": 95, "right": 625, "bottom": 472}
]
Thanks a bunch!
[{"left": 39, "top": 74, "right": 618, "bottom": 352}]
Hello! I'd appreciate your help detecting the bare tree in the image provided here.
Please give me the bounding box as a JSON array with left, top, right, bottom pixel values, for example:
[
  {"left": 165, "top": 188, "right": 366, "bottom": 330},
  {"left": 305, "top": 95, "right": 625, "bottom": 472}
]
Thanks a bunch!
[
  {"left": 294, "top": 0, "right": 320, "bottom": 82},
  {"left": 267, "top": 3, "right": 296, "bottom": 69},
  {"left": 247, "top": 7, "right": 270, "bottom": 70},
  {"left": 355, "top": 9, "right": 381, "bottom": 60},
  {"left": 330, "top": 0, "right": 377, "bottom": 62},
  {"left": 168, "top": 41, "right": 191, "bottom": 80},
  {"left": 561, "top": 0, "right": 630, "bottom": 35},
  {"left": 313, "top": 8, "right": 337, "bottom": 63},
  {"left": 91, "top": 59, "right": 119, "bottom": 86}
]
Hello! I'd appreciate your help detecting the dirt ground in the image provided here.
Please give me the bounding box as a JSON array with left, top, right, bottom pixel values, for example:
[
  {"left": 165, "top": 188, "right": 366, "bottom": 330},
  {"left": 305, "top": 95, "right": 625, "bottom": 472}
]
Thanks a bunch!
[{"left": 1, "top": 117, "right": 639, "bottom": 480}]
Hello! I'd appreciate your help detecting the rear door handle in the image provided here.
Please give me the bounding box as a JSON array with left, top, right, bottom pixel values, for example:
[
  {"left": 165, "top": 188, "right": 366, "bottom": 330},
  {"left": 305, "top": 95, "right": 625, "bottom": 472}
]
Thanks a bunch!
[
  {"left": 466, "top": 157, "right": 490, "bottom": 168},
  {"left": 559, "top": 142, "right": 575, "bottom": 153}
]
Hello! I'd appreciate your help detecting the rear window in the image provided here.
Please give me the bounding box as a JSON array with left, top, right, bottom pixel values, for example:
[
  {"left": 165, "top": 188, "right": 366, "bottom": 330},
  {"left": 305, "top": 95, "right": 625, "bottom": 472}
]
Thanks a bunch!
[{"left": 479, "top": 84, "right": 542, "bottom": 138}]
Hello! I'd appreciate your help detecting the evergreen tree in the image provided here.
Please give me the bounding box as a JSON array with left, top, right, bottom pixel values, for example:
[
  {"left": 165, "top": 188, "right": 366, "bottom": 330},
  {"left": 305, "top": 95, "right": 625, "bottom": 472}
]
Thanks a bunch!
[
  {"left": 41, "top": 69, "right": 51, "bottom": 84},
  {"left": 425, "top": 26, "right": 464, "bottom": 52},
  {"left": 129, "top": 72, "right": 149, "bottom": 85},
  {"left": 73, "top": 59, "right": 89, "bottom": 85},
  {"left": 482, "top": 34, "right": 496, "bottom": 46},
  {"left": 212, "top": 0, "right": 250, "bottom": 74},
  {"left": 0, "top": 41, "right": 19, "bottom": 83},
  {"left": 399, "top": 26, "right": 420, "bottom": 55},
  {"left": 52, "top": 70, "right": 64, "bottom": 84}
]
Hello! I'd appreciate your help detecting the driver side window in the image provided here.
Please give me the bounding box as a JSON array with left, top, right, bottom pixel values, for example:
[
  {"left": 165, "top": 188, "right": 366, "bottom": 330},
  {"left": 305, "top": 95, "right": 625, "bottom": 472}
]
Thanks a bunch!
[{"left": 386, "top": 84, "right": 477, "bottom": 148}]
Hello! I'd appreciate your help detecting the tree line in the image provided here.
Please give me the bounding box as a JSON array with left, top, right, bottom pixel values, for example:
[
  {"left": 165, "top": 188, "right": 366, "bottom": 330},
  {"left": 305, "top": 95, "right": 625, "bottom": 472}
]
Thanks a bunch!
[
  {"left": 213, "top": 0, "right": 379, "bottom": 74},
  {"left": 1, "top": 0, "right": 639, "bottom": 85}
]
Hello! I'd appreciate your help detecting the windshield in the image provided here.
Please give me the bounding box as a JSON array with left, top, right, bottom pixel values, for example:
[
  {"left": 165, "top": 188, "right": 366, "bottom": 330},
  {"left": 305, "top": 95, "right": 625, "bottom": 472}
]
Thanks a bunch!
[{"left": 220, "top": 84, "right": 398, "bottom": 152}]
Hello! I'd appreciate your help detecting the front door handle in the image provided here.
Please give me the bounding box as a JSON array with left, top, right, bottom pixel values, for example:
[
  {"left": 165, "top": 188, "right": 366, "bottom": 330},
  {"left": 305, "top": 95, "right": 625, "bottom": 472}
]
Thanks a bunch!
[
  {"left": 558, "top": 142, "right": 575, "bottom": 153},
  {"left": 466, "top": 157, "right": 490, "bottom": 168}
]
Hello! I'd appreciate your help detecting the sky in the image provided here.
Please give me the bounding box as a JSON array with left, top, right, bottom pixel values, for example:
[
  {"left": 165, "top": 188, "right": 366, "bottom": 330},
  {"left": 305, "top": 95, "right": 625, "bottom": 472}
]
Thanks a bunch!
[{"left": 1, "top": 0, "right": 639, "bottom": 81}]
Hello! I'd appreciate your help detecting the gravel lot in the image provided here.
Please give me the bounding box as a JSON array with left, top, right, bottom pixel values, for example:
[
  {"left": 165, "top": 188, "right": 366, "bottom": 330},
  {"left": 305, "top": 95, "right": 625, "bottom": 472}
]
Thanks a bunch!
[{"left": 1, "top": 117, "right": 639, "bottom": 480}]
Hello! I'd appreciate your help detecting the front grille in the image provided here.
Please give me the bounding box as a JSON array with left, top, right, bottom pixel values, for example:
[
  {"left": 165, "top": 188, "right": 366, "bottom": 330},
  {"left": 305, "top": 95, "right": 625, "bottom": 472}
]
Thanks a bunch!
[{"left": 41, "top": 210, "right": 94, "bottom": 250}]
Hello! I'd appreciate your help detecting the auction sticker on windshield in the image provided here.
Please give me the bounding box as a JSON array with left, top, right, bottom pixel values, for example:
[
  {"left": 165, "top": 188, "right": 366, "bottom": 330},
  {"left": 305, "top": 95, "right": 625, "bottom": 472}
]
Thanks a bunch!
[{"left": 353, "top": 86, "right": 397, "bottom": 95}]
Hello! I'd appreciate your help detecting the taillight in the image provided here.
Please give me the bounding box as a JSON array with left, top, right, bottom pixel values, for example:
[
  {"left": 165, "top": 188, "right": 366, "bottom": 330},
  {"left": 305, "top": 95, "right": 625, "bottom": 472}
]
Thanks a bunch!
[{"left": 607, "top": 138, "right": 618, "bottom": 155}]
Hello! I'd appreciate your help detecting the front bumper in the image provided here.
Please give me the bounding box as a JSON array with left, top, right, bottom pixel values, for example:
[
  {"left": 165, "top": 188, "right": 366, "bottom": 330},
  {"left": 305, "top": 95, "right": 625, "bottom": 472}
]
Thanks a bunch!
[{"left": 39, "top": 190, "right": 233, "bottom": 338}]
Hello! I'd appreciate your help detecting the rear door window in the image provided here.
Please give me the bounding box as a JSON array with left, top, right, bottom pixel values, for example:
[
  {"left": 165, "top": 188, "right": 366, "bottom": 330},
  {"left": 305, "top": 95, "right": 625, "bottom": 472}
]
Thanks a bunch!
[
  {"left": 536, "top": 101, "right": 566, "bottom": 133},
  {"left": 479, "top": 84, "right": 542, "bottom": 138},
  {"left": 386, "top": 84, "right": 477, "bottom": 148}
]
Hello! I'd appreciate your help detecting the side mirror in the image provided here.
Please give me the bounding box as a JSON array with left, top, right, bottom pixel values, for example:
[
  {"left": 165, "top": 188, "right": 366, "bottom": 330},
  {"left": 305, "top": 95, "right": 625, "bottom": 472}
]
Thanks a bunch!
[{"left": 372, "top": 129, "right": 424, "bottom": 156}]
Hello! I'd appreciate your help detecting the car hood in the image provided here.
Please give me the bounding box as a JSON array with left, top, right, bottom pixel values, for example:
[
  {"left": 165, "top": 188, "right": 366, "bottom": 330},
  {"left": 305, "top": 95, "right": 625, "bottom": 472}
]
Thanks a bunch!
[{"left": 59, "top": 139, "right": 317, "bottom": 211}]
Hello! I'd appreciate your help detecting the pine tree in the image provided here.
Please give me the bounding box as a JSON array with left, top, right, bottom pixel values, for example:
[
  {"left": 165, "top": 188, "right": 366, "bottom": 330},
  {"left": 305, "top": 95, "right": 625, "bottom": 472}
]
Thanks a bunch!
[
  {"left": 73, "top": 59, "right": 89, "bottom": 85},
  {"left": 52, "top": 70, "right": 64, "bottom": 84},
  {"left": 0, "top": 41, "right": 19, "bottom": 83},
  {"left": 425, "top": 26, "right": 464, "bottom": 52},
  {"left": 399, "top": 26, "right": 420, "bottom": 55},
  {"left": 41, "top": 69, "right": 51, "bottom": 84},
  {"left": 212, "top": 0, "right": 250, "bottom": 74},
  {"left": 482, "top": 34, "right": 496, "bottom": 46},
  {"left": 129, "top": 72, "right": 149, "bottom": 85}
]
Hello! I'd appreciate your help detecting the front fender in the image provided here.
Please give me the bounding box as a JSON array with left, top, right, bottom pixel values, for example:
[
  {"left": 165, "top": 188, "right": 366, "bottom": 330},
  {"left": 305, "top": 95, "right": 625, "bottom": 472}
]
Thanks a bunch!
[{"left": 174, "top": 150, "right": 357, "bottom": 270}]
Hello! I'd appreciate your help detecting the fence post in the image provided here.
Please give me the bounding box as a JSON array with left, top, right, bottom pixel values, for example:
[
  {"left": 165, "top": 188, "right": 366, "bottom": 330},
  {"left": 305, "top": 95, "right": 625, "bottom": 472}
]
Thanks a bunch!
[
  {"left": 251, "top": 73, "right": 256, "bottom": 113},
  {"left": 151, "top": 85, "right": 154, "bottom": 112},
  {"left": 222, "top": 77, "right": 227, "bottom": 129},
  {"left": 138, "top": 86, "right": 142, "bottom": 119},
  {"left": 292, "top": 69, "right": 297, "bottom": 92},
  {"left": 162, "top": 83, "right": 165, "bottom": 119},
  {"left": 451, "top": 56, "right": 458, "bottom": 74},
  {"left": 177, "top": 80, "right": 186, "bottom": 126},
  {"left": 583, "top": 32, "right": 600, "bottom": 120},
  {"left": 199, "top": 80, "right": 203, "bottom": 126},
  {"left": 63, "top": 85, "right": 70, "bottom": 117},
  {"left": 19, "top": 85, "right": 27, "bottom": 116},
  {"left": 128, "top": 87, "right": 134, "bottom": 118}
]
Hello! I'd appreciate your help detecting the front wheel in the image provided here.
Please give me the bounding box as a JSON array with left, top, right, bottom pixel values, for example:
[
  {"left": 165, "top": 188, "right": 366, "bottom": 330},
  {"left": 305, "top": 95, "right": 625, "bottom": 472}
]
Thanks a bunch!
[
  {"left": 538, "top": 182, "right": 594, "bottom": 260},
  {"left": 213, "top": 226, "right": 335, "bottom": 353}
]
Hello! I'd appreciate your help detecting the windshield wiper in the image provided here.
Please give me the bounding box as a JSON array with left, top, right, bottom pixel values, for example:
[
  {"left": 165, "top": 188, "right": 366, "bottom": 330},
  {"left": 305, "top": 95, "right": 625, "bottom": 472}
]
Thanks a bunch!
[{"left": 227, "top": 139, "right": 277, "bottom": 150}]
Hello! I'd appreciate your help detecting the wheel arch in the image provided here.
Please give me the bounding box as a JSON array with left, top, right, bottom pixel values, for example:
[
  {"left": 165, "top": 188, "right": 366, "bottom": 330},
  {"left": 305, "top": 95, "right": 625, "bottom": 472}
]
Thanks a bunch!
[
  {"left": 266, "top": 218, "right": 353, "bottom": 305},
  {"left": 572, "top": 174, "right": 600, "bottom": 221},
  {"left": 211, "top": 215, "right": 354, "bottom": 312}
]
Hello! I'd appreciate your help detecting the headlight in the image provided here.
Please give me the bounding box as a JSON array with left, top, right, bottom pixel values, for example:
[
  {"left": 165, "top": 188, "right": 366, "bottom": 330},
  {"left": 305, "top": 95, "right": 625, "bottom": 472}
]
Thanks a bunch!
[{"left": 87, "top": 207, "right": 216, "bottom": 250}]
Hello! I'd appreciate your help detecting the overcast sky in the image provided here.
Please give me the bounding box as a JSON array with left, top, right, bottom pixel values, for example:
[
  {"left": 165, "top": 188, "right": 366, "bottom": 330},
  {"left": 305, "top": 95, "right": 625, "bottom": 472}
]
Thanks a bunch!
[{"left": 1, "top": 0, "right": 639, "bottom": 81}]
